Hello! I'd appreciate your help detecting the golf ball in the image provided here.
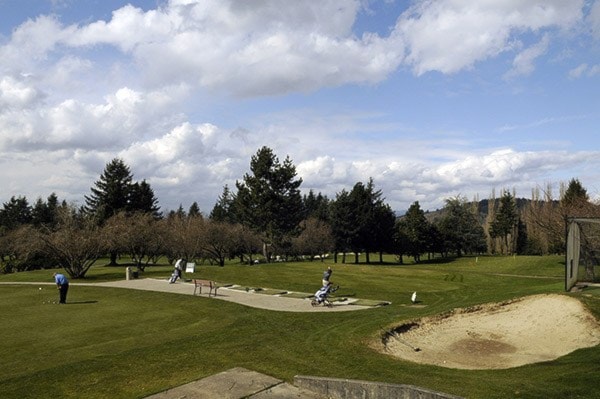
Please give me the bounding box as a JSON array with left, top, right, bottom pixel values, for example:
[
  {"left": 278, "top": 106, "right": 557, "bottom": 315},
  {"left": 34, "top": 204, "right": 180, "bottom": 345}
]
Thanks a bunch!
[{"left": 39, "top": 287, "right": 42, "bottom": 290}]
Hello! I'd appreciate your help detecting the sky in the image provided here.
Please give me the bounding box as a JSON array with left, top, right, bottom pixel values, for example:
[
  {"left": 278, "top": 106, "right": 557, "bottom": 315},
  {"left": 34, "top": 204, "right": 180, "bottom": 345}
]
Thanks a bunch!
[{"left": 1, "top": 0, "right": 600, "bottom": 214}]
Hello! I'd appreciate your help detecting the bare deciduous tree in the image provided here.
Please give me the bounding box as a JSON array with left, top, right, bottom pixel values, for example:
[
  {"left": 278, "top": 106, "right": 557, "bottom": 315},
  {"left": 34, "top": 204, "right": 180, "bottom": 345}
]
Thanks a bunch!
[
  {"left": 292, "top": 217, "right": 334, "bottom": 261},
  {"left": 39, "top": 207, "right": 105, "bottom": 278},
  {"left": 163, "top": 214, "right": 205, "bottom": 263},
  {"left": 103, "top": 212, "right": 166, "bottom": 271},
  {"left": 0, "top": 225, "right": 48, "bottom": 273},
  {"left": 203, "top": 221, "right": 236, "bottom": 266}
]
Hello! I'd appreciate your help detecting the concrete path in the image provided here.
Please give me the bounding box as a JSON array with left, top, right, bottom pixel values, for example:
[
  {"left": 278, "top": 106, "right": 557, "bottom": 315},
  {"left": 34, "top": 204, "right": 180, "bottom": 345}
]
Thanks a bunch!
[
  {"left": 144, "top": 367, "right": 323, "bottom": 399},
  {"left": 2, "top": 277, "right": 387, "bottom": 312},
  {"left": 86, "top": 278, "right": 373, "bottom": 312}
]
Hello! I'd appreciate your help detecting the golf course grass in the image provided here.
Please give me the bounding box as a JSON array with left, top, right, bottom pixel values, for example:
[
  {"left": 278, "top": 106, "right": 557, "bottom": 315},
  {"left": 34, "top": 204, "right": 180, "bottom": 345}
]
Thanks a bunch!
[{"left": 1, "top": 255, "right": 599, "bottom": 398}]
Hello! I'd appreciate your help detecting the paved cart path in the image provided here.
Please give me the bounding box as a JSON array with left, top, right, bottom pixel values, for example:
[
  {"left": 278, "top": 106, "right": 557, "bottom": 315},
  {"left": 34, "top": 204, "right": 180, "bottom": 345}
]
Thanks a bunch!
[
  {"left": 3, "top": 278, "right": 385, "bottom": 312},
  {"left": 90, "top": 278, "right": 373, "bottom": 312}
]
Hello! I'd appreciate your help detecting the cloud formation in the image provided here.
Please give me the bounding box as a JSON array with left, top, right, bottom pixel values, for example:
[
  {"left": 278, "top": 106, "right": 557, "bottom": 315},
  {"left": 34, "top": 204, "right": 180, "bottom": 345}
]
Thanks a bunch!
[{"left": 1, "top": 0, "right": 599, "bottom": 214}]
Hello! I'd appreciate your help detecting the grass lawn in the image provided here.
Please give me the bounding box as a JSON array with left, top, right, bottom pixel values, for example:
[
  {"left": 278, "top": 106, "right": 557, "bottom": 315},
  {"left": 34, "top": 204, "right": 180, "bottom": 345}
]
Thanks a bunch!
[{"left": 1, "top": 255, "right": 599, "bottom": 398}]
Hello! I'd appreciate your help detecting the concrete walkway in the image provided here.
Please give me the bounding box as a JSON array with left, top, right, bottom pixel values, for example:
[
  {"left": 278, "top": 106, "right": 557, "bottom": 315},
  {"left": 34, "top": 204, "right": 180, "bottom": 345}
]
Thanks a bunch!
[
  {"left": 144, "top": 367, "right": 463, "bottom": 399},
  {"left": 84, "top": 278, "right": 375, "bottom": 312},
  {"left": 2, "top": 278, "right": 377, "bottom": 312},
  {"left": 144, "top": 367, "right": 323, "bottom": 399}
]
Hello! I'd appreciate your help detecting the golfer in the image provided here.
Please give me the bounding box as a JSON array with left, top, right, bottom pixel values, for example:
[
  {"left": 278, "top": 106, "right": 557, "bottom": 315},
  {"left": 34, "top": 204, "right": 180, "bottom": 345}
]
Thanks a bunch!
[
  {"left": 169, "top": 259, "right": 184, "bottom": 283},
  {"left": 53, "top": 272, "right": 69, "bottom": 304}
]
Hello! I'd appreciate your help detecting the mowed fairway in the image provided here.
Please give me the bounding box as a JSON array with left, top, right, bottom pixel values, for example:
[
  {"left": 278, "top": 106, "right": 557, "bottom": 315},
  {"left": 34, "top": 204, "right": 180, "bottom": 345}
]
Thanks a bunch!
[{"left": 2, "top": 255, "right": 600, "bottom": 398}]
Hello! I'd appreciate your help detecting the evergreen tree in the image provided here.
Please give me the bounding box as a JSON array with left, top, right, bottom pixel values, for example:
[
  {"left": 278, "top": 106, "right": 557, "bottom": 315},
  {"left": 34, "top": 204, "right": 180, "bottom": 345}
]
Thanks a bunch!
[
  {"left": 85, "top": 159, "right": 160, "bottom": 222},
  {"left": 562, "top": 178, "right": 589, "bottom": 207},
  {"left": 31, "top": 196, "right": 53, "bottom": 228},
  {"left": 168, "top": 205, "right": 187, "bottom": 220},
  {"left": 348, "top": 181, "right": 372, "bottom": 262},
  {"left": 329, "top": 189, "right": 357, "bottom": 263},
  {"left": 302, "top": 190, "right": 330, "bottom": 222},
  {"left": 234, "top": 147, "right": 303, "bottom": 259},
  {"left": 372, "top": 200, "right": 396, "bottom": 262},
  {"left": 437, "top": 196, "right": 486, "bottom": 257},
  {"left": 489, "top": 190, "right": 518, "bottom": 254},
  {"left": 515, "top": 217, "right": 529, "bottom": 254},
  {"left": 0, "top": 196, "right": 32, "bottom": 230},
  {"left": 397, "top": 201, "right": 429, "bottom": 262},
  {"left": 130, "top": 180, "right": 161, "bottom": 218},
  {"left": 328, "top": 179, "right": 395, "bottom": 264},
  {"left": 349, "top": 179, "right": 394, "bottom": 263},
  {"left": 84, "top": 158, "right": 160, "bottom": 264},
  {"left": 210, "top": 185, "right": 235, "bottom": 222},
  {"left": 188, "top": 202, "right": 202, "bottom": 218},
  {"left": 393, "top": 219, "right": 410, "bottom": 264},
  {"left": 84, "top": 158, "right": 134, "bottom": 224}
]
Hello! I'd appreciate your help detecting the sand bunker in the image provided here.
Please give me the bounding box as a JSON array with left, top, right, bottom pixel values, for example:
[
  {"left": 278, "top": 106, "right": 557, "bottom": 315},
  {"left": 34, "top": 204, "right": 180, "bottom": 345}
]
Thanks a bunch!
[{"left": 380, "top": 294, "right": 600, "bottom": 369}]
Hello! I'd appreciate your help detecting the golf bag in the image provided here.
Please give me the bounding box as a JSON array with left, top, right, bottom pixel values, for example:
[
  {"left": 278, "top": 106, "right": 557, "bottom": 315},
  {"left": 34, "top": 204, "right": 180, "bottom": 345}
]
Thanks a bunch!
[
  {"left": 311, "top": 283, "right": 339, "bottom": 307},
  {"left": 168, "top": 268, "right": 182, "bottom": 283}
]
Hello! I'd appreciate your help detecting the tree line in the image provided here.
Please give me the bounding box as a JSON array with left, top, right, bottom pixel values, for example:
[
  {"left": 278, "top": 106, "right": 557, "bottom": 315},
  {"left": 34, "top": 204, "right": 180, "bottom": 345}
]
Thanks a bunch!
[{"left": 1, "top": 146, "right": 598, "bottom": 278}]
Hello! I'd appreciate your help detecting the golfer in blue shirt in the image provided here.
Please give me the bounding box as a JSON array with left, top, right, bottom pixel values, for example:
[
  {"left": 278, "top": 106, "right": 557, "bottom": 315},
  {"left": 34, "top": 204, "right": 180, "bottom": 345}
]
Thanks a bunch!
[{"left": 53, "top": 272, "right": 69, "bottom": 304}]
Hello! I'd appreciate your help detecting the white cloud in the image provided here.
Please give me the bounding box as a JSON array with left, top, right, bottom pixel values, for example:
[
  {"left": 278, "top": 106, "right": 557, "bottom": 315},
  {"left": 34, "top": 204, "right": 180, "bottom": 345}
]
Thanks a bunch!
[
  {"left": 569, "top": 63, "right": 589, "bottom": 78},
  {"left": 0, "top": 75, "right": 43, "bottom": 109},
  {"left": 48, "top": 0, "right": 401, "bottom": 96},
  {"left": 1, "top": 0, "right": 588, "bottom": 99},
  {"left": 372, "top": 148, "right": 599, "bottom": 211},
  {"left": 68, "top": 5, "right": 174, "bottom": 52},
  {"left": 1, "top": 1, "right": 599, "bottom": 214},
  {"left": 0, "top": 85, "right": 185, "bottom": 151},
  {"left": 589, "top": 0, "right": 600, "bottom": 38},
  {"left": 45, "top": 56, "right": 93, "bottom": 91},
  {"left": 569, "top": 63, "right": 600, "bottom": 78},
  {"left": 504, "top": 34, "right": 550, "bottom": 79},
  {"left": 396, "top": 0, "right": 584, "bottom": 75}
]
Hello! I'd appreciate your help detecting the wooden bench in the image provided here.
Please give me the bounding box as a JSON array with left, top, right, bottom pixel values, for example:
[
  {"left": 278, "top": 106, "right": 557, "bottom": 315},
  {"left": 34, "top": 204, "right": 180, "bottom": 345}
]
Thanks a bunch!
[{"left": 193, "top": 279, "right": 218, "bottom": 297}]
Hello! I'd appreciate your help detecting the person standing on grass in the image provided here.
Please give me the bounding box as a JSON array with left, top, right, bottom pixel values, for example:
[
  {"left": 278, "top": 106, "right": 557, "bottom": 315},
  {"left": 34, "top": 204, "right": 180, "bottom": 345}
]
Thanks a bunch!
[
  {"left": 322, "top": 266, "right": 332, "bottom": 286},
  {"left": 53, "top": 272, "right": 69, "bottom": 304}
]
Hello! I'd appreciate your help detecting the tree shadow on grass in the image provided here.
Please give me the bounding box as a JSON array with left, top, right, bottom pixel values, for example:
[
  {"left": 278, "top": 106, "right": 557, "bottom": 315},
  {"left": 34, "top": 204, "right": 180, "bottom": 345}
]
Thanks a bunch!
[{"left": 66, "top": 301, "right": 98, "bottom": 305}]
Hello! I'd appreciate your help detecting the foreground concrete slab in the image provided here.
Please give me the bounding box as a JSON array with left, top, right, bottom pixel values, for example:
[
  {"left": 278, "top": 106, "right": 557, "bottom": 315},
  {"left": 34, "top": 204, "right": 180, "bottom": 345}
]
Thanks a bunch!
[
  {"left": 248, "top": 380, "right": 323, "bottom": 399},
  {"left": 144, "top": 367, "right": 321, "bottom": 399}
]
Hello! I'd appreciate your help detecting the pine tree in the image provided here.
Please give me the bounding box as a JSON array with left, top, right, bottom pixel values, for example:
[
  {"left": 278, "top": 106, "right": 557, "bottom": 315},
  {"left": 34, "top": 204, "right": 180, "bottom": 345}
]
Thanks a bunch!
[
  {"left": 302, "top": 190, "right": 330, "bottom": 222},
  {"left": 397, "top": 201, "right": 429, "bottom": 262},
  {"left": 188, "top": 202, "right": 201, "bottom": 218},
  {"left": 234, "top": 147, "right": 303, "bottom": 259},
  {"left": 329, "top": 189, "right": 356, "bottom": 263},
  {"left": 489, "top": 190, "right": 518, "bottom": 254},
  {"left": 562, "top": 178, "right": 589, "bottom": 207},
  {"left": 130, "top": 180, "right": 161, "bottom": 218},
  {"left": 84, "top": 158, "right": 134, "bottom": 224},
  {"left": 0, "top": 196, "right": 32, "bottom": 230},
  {"left": 437, "top": 196, "right": 486, "bottom": 256},
  {"left": 210, "top": 185, "right": 235, "bottom": 222}
]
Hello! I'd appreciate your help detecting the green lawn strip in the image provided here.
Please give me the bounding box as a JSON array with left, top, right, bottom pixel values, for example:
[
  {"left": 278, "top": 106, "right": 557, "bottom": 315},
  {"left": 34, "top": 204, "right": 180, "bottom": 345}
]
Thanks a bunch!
[
  {"left": 3, "top": 255, "right": 599, "bottom": 399},
  {"left": 349, "top": 298, "right": 391, "bottom": 306}
]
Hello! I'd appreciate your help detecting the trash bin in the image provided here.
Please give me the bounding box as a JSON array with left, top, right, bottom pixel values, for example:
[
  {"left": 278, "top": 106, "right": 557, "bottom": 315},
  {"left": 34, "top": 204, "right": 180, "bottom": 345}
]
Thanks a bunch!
[{"left": 132, "top": 270, "right": 139, "bottom": 279}]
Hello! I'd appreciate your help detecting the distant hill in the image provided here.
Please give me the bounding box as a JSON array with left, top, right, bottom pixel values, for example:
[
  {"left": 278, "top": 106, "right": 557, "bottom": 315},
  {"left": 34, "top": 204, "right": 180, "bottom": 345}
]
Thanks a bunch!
[{"left": 398, "top": 198, "right": 559, "bottom": 222}]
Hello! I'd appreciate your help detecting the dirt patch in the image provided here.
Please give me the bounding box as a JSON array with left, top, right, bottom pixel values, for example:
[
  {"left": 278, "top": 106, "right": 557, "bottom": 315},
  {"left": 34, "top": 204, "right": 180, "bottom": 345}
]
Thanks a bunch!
[{"left": 379, "top": 294, "right": 600, "bottom": 369}]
